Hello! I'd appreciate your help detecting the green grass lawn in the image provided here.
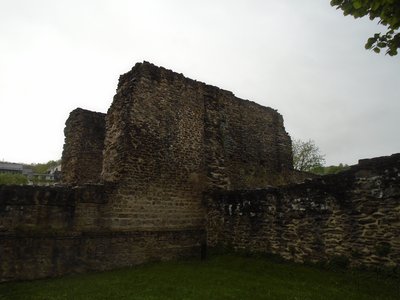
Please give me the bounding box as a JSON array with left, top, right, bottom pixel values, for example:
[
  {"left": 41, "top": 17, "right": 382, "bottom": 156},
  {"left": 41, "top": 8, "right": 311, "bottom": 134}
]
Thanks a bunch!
[{"left": 0, "top": 254, "right": 399, "bottom": 300}]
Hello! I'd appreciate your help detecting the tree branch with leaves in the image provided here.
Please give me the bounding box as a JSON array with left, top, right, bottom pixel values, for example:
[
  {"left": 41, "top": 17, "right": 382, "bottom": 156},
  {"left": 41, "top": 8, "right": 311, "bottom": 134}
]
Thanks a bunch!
[{"left": 330, "top": 0, "right": 400, "bottom": 56}]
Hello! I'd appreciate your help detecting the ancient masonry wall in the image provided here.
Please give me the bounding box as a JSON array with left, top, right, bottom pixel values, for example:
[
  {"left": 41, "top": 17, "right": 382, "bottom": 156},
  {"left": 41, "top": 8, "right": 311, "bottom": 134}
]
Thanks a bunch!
[
  {"left": 0, "top": 184, "right": 204, "bottom": 282},
  {"left": 101, "top": 63, "right": 208, "bottom": 230},
  {"left": 61, "top": 108, "right": 106, "bottom": 185},
  {"left": 206, "top": 154, "right": 400, "bottom": 268},
  {"left": 0, "top": 184, "right": 106, "bottom": 231},
  {"left": 204, "top": 88, "right": 293, "bottom": 190},
  {"left": 101, "top": 62, "right": 293, "bottom": 230},
  {"left": 1, "top": 62, "right": 399, "bottom": 282}
]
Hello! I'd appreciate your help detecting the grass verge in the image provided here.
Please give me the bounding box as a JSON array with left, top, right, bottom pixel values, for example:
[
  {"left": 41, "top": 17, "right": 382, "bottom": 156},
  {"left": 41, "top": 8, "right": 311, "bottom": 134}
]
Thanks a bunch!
[{"left": 0, "top": 254, "right": 399, "bottom": 300}]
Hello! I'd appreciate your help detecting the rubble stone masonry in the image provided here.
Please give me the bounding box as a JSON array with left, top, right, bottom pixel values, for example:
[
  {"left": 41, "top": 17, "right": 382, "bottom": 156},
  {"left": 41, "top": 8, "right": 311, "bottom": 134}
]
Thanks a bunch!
[
  {"left": 0, "top": 62, "right": 399, "bottom": 282},
  {"left": 100, "top": 62, "right": 293, "bottom": 231},
  {"left": 206, "top": 154, "right": 400, "bottom": 269},
  {"left": 0, "top": 183, "right": 204, "bottom": 281},
  {"left": 61, "top": 108, "right": 106, "bottom": 185}
]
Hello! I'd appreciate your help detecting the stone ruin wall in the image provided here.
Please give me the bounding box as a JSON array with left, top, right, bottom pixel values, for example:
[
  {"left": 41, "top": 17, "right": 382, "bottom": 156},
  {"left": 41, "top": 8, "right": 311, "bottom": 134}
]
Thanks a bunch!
[
  {"left": 61, "top": 108, "right": 106, "bottom": 185},
  {"left": 2, "top": 153, "right": 399, "bottom": 282},
  {"left": 206, "top": 154, "right": 400, "bottom": 269},
  {"left": 203, "top": 84, "right": 293, "bottom": 190},
  {"left": 0, "top": 183, "right": 204, "bottom": 282},
  {"left": 0, "top": 184, "right": 106, "bottom": 232},
  {"left": 100, "top": 62, "right": 293, "bottom": 231},
  {"left": 101, "top": 63, "right": 208, "bottom": 230},
  {"left": 2, "top": 61, "right": 291, "bottom": 282},
  {"left": 1, "top": 61, "right": 399, "bottom": 282}
]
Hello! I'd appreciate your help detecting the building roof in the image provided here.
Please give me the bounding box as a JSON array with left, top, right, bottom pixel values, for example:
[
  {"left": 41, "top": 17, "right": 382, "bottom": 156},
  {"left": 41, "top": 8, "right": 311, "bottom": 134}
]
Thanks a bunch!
[{"left": 0, "top": 162, "right": 23, "bottom": 171}]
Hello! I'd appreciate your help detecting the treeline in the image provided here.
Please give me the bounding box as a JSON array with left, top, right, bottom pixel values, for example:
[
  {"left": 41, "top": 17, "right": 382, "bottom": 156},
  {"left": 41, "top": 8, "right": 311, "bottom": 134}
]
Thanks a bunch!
[{"left": 27, "top": 159, "right": 61, "bottom": 174}]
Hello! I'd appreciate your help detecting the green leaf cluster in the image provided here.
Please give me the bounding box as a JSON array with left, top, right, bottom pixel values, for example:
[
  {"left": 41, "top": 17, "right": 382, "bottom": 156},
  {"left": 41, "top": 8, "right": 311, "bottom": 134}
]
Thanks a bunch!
[{"left": 330, "top": 0, "right": 400, "bottom": 55}]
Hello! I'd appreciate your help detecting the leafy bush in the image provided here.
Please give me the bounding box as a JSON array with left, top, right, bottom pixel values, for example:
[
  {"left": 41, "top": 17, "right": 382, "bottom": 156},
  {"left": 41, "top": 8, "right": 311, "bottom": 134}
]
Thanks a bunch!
[{"left": 0, "top": 173, "right": 28, "bottom": 185}]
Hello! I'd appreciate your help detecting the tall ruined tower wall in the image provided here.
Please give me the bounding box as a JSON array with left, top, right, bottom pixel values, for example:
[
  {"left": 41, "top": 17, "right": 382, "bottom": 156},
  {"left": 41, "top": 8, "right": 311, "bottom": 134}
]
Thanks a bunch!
[
  {"left": 101, "top": 63, "right": 207, "bottom": 229},
  {"left": 203, "top": 86, "right": 293, "bottom": 190},
  {"left": 101, "top": 62, "right": 293, "bottom": 188},
  {"left": 100, "top": 62, "right": 293, "bottom": 229}
]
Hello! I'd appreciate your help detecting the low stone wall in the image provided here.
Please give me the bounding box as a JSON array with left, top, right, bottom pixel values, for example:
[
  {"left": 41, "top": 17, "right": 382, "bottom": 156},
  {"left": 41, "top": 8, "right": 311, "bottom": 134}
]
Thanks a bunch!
[
  {"left": 0, "top": 229, "right": 205, "bottom": 282},
  {"left": 0, "top": 184, "right": 107, "bottom": 231},
  {"left": 1, "top": 153, "right": 399, "bottom": 282},
  {"left": 0, "top": 184, "right": 205, "bottom": 282},
  {"left": 206, "top": 154, "right": 400, "bottom": 269}
]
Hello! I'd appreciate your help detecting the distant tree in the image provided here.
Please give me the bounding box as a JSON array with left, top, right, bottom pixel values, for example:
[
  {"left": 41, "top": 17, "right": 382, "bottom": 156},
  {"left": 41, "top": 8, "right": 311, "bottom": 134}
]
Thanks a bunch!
[
  {"left": 292, "top": 139, "right": 325, "bottom": 172},
  {"left": 29, "top": 159, "right": 61, "bottom": 174},
  {"left": 330, "top": 0, "right": 400, "bottom": 55}
]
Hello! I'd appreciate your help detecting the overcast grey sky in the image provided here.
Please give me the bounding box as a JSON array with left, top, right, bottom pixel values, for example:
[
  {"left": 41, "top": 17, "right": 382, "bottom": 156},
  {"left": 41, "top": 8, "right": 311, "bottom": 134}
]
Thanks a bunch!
[{"left": 0, "top": 0, "right": 399, "bottom": 165}]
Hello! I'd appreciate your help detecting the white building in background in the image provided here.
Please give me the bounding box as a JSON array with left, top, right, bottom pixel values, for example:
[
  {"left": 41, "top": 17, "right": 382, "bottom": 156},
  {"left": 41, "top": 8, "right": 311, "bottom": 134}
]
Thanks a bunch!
[{"left": 47, "top": 164, "right": 62, "bottom": 181}]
